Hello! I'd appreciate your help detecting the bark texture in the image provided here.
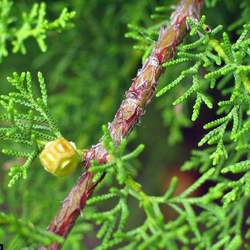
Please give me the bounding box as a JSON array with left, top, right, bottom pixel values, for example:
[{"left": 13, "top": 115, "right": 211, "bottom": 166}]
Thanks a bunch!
[{"left": 42, "top": 1, "right": 203, "bottom": 249}]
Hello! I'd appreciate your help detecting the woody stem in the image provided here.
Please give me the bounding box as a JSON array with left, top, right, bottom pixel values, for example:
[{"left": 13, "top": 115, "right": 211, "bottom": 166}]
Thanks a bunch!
[{"left": 41, "top": 1, "right": 203, "bottom": 249}]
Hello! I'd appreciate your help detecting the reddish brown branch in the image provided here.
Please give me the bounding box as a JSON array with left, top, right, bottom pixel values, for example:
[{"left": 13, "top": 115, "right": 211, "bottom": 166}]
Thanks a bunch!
[{"left": 42, "top": 1, "right": 203, "bottom": 249}]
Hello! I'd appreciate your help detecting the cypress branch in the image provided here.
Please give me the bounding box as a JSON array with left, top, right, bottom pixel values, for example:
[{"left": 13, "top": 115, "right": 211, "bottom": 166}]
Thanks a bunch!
[{"left": 43, "top": 1, "right": 203, "bottom": 249}]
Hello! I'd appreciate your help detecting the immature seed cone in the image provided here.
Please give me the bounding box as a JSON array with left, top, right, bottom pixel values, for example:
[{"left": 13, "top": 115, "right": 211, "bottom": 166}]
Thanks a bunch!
[{"left": 39, "top": 137, "right": 80, "bottom": 177}]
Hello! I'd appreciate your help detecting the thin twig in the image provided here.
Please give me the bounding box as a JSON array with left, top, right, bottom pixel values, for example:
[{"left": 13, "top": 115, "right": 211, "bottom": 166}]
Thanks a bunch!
[{"left": 41, "top": 1, "right": 203, "bottom": 249}]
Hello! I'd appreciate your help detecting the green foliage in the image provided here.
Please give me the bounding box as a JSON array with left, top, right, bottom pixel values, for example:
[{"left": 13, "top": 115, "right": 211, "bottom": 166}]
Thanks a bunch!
[
  {"left": 85, "top": 126, "right": 145, "bottom": 249},
  {"left": 0, "top": 1, "right": 160, "bottom": 249},
  {"left": 0, "top": 211, "right": 63, "bottom": 247},
  {"left": 85, "top": 127, "right": 245, "bottom": 249},
  {"left": 152, "top": 9, "right": 250, "bottom": 249},
  {"left": 156, "top": 16, "right": 250, "bottom": 167},
  {"left": 90, "top": 126, "right": 144, "bottom": 185},
  {"left": 65, "top": 4, "right": 250, "bottom": 249},
  {"left": 0, "top": 72, "right": 61, "bottom": 186},
  {"left": 62, "top": 218, "right": 93, "bottom": 250},
  {"left": 0, "top": 0, "right": 75, "bottom": 61},
  {"left": 1, "top": 0, "right": 250, "bottom": 250}
]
